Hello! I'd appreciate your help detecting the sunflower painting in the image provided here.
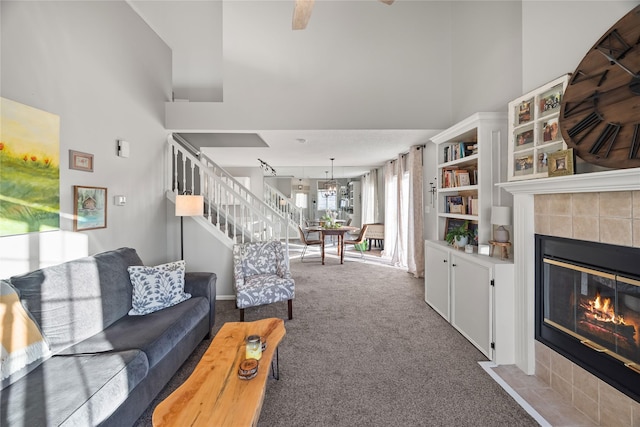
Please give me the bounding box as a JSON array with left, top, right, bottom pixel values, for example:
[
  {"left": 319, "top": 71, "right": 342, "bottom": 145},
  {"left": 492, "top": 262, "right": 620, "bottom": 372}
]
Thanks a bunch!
[{"left": 0, "top": 97, "right": 60, "bottom": 236}]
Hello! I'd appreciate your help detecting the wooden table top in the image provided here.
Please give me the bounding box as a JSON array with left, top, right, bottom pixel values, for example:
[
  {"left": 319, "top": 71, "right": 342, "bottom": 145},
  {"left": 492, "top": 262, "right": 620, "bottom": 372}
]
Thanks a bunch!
[
  {"left": 319, "top": 226, "right": 359, "bottom": 235},
  {"left": 152, "top": 318, "right": 286, "bottom": 427}
]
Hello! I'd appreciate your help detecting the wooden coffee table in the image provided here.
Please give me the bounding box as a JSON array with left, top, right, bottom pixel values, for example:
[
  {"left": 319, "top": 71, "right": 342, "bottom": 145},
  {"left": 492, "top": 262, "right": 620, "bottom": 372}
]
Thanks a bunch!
[{"left": 152, "top": 318, "right": 286, "bottom": 427}]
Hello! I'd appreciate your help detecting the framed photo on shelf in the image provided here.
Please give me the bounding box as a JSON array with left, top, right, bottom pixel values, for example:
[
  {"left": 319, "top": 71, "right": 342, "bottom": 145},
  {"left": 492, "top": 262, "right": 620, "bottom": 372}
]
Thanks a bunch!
[
  {"left": 513, "top": 153, "right": 534, "bottom": 176},
  {"left": 468, "top": 222, "right": 479, "bottom": 245},
  {"left": 507, "top": 74, "right": 570, "bottom": 181},
  {"left": 540, "top": 117, "right": 560, "bottom": 143},
  {"left": 548, "top": 149, "right": 575, "bottom": 177},
  {"left": 538, "top": 87, "right": 562, "bottom": 117},
  {"left": 517, "top": 99, "right": 532, "bottom": 125},
  {"left": 69, "top": 150, "right": 94, "bottom": 172},
  {"left": 514, "top": 127, "right": 534, "bottom": 151},
  {"left": 444, "top": 218, "right": 467, "bottom": 241},
  {"left": 73, "top": 185, "right": 107, "bottom": 231}
]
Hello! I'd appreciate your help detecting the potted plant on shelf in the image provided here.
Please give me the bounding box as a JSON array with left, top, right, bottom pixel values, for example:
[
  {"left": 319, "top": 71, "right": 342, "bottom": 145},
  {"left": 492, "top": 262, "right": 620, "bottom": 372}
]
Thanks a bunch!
[{"left": 445, "top": 222, "right": 472, "bottom": 249}]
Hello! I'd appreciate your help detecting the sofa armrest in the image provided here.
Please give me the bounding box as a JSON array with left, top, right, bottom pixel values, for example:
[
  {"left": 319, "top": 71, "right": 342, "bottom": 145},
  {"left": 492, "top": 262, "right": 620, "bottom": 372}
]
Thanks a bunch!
[{"left": 185, "top": 272, "right": 216, "bottom": 334}]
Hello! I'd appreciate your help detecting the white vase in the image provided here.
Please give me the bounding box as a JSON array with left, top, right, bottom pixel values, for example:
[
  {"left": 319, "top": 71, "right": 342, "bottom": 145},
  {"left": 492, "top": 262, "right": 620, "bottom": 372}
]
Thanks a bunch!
[{"left": 454, "top": 236, "right": 468, "bottom": 248}]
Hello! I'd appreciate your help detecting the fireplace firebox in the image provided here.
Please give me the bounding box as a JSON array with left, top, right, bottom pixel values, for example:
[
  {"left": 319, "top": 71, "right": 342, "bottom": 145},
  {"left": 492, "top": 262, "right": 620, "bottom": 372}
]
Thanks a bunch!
[{"left": 535, "top": 235, "right": 640, "bottom": 403}]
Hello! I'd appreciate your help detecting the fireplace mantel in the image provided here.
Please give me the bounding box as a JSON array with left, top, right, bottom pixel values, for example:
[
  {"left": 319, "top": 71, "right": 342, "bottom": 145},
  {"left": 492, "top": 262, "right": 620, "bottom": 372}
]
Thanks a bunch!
[
  {"left": 498, "top": 167, "right": 640, "bottom": 194},
  {"left": 496, "top": 167, "right": 640, "bottom": 375}
]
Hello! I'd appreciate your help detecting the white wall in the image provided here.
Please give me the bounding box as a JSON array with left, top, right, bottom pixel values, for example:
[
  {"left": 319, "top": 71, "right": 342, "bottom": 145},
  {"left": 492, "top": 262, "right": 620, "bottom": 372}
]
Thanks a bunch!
[
  {"left": 129, "top": 0, "right": 223, "bottom": 102},
  {"left": 166, "top": 1, "right": 455, "bottom": 131},
  {"left": 522, "top": 1, "right": 638, "bottom": 93},
  {"left": 225, "top": 166, "right": 265, "bottom": 199},
  {"left": 0, "top": 1, "right": 172, "bottom": 274},
  {"left": 451, "top": 1, "right": 523, "bottom": 122}
]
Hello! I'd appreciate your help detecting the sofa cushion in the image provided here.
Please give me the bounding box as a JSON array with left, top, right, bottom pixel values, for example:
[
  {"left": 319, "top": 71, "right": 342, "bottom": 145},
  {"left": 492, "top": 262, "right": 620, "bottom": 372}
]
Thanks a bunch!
[
  {"left": 57, "top": 296, "right": 208, "bottom": 369},
  {"left": 0, "top": 349, "right": 148, "bottom": 427},
  {"left": 9, "top": 248, "right": 143, "bottom": 354},
  {"left": 0, "top": 280, "right": 51, "bottom": 387},
  {"left": 128, "top": 260, "right": 190, "bottom": 316}
]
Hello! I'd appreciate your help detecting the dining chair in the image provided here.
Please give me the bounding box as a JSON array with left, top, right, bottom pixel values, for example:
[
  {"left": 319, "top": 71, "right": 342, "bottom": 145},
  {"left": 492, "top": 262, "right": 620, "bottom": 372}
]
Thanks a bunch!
[
  {"left": 232, "top": 240, "right": 295, "bottom": 321},
  {"left": 344, "top": 224, "right": 370, "bottom": 258},
  {"left": 298, "top": 225, "right": 322, "bottom": 262}
]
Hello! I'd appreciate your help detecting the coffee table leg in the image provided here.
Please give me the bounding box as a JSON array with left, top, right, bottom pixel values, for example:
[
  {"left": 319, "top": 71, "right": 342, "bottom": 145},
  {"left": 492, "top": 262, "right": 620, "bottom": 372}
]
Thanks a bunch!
[
  {"left": 271, "top": 347, "right": 280, "bottom": 380},
  {"left": 321, "top": 240, "right": 325, "bottom": 265}
]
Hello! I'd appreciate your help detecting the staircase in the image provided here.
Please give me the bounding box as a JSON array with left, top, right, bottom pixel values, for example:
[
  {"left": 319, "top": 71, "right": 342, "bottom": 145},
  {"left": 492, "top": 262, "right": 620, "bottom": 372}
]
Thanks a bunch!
[
  {"left": 264, "top": 182, "right": 304, "bottom": 236},
  {"left": 167, "top": 134, "right": 290, "bottom": 250}
]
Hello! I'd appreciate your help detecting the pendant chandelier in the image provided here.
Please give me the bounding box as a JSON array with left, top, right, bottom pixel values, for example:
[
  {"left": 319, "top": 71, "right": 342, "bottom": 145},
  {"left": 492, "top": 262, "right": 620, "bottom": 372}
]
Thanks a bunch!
[{"left": 323, "top": 158, "right": 337, "bottom": 198}]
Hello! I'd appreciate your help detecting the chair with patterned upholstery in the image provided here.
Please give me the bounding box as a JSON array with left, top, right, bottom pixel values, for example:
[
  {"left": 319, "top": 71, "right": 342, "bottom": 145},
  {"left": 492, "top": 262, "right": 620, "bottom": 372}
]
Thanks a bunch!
[{"left": 232, "top": 240, "right": 295, "bottom": 321}]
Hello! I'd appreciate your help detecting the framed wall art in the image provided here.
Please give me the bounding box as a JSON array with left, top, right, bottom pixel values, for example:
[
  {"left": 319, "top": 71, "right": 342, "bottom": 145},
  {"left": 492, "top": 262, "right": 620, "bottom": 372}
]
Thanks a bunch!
[
  {"left": 69, "top": 150, "right": 94, "bottom": 172},
  {"left": 507, "top": 74, "right": 570, "bottom": 181},
  {"left": 0, "top": 97, "right": 60, "bottom": 236},
  {"left": 73, "top": 185, "right": 107, "bottom": 231}
]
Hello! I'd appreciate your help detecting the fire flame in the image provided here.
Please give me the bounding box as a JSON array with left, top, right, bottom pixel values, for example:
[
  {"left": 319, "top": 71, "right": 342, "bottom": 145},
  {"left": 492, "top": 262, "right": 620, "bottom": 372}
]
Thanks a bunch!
[{"left": 588, "top": 293, "right": 625, "bottom": 325}]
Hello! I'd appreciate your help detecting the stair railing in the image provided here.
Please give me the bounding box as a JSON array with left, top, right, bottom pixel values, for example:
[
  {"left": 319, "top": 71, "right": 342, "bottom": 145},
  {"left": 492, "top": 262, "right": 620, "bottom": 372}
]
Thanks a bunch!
[
  {"left": 167, "top": 135, "right": 287, "bottom": 245},
  {"left": 264, "top": 182, "right": 304, "bottom": 232}
]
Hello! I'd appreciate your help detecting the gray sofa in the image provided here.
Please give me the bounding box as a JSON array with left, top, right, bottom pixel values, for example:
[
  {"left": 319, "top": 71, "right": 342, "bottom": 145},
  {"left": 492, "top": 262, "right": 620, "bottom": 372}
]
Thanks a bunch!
[{"left": 0, "top": 247, "right": 216, "bottom": 427}]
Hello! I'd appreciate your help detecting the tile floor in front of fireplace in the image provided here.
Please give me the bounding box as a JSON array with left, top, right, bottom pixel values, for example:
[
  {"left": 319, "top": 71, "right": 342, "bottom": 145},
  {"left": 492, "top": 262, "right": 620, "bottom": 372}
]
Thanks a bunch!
[{"left": 487, "top": 364, "right": 597, "bottom": 427}]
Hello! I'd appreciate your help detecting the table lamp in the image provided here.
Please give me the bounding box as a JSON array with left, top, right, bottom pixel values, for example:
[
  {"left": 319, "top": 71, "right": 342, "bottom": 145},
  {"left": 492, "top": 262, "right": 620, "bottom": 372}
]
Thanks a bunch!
[
  {"left": 175, "top": 193, "right": 204, "bottom": 259},
  {"left": 491, "top": 206, "right": 512, "bottom": 243}
]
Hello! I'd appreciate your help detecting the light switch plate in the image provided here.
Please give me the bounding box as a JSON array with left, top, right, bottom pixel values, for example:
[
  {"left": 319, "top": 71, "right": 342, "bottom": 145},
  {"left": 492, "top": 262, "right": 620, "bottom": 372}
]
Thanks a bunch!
[{"left": 117, "top": 140, "right": 130, "bottom": 158}]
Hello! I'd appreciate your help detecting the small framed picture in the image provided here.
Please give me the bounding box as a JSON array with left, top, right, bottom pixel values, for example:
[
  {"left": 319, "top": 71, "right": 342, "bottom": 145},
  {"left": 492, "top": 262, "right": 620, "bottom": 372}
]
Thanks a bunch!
[
  {"left": 514, "top": 127, "right": 534, "bottom": 151},
  {"left": 540, "top": 118, "right": 560, "bottom": 143},
  {"left": 73, "top": 185, "right": 107, "bottom": 231},
  {"left": 468, "top": 221, "right": 479, "bottom": 245},
  {"left": 513, "top": 154, "right": 534, "bottom": 176},
  {"left": 548, "top": 149, "right": 576, "bottom": 177},
  {"left": 517, "top": 99, "right": 532, "bottom": 125},
  {"left": 538, "top": 86, "right": 563, "bottom": 117},
  {"left": 69, "top": 150, "right": 94, "bottom": 172},
  {"left": 444, "top": 217, "right": 467, "bottom": 241}
]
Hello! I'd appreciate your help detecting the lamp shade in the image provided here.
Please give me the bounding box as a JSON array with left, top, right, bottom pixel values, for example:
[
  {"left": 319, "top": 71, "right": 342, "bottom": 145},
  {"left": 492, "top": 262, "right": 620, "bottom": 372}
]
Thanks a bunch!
[
  {"left": 175, "top": 195, "right": 204, "bottom": 217},
  {"left": 491, "top": 206, "right": 512, "bottom": 226}
]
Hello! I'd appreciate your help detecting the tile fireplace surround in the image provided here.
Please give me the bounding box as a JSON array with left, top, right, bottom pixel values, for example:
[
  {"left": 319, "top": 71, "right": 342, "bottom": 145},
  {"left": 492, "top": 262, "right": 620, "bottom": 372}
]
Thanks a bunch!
[{"left": 499, "top": 168, "right": 640, "bottom": 426}]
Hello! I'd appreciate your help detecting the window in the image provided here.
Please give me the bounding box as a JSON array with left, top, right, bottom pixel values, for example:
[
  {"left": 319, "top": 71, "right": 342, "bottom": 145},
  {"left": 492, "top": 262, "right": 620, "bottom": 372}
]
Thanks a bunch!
[
  {"left": 317, "top": 192, "right": 337, "bottom": 211},
  {"left": 295, "top": 192, "right": 307, "bottom": 208}
]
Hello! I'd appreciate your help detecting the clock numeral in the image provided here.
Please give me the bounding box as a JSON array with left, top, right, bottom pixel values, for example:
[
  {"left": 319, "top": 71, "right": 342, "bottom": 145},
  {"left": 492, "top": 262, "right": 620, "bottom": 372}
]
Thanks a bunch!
[
  {"left": 630, "top": 124, "right": 640, "bottom": 159},
  {"left": 571, "top": 69, "right": 609, "bottom": 87},
  {"left": 564, "top": 92, "right": 599, "bottom": 119},
  {"left": 596, "top": 29, "right": 632, "bottom": 60},
  {"left": 568, "top": 111, "right": 603, "bottom": 143},
  {"left": 589, "top": 122, "right": 621, "bottom": 158}
]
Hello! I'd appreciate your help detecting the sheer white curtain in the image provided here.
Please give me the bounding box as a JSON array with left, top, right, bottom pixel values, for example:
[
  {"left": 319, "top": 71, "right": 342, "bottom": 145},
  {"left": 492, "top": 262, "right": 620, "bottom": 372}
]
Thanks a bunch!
[
  {"left": 361, "top": 169, "right": 378, "bottom": 225},
  {"left": 382, "top": 146, "right": 424, "bottom": 278},
  {"left": 383, "top": 159, "right": 404, "bottom": 266},
  {"left": 382, "top": 161, "right": 396, "bottom": 260}
]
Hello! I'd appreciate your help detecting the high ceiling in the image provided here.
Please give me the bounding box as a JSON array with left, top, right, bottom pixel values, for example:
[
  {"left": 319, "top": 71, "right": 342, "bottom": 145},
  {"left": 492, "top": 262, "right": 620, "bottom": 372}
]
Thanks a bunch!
[{"left": 129, "top": 0, "right": 453, "bottom": 178}]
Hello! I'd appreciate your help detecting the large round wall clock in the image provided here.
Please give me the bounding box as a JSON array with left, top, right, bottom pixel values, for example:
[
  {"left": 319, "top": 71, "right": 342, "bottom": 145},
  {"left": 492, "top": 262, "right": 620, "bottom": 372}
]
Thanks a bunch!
[{"left": 559, "top": 5, "right": 640, "bottom": 169}]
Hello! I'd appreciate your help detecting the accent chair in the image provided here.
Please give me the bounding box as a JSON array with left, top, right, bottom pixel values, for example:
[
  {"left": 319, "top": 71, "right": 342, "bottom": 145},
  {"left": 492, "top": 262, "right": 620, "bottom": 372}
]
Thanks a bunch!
[{"left": 232, "top": 240, "right": 294, "bottom": 321}]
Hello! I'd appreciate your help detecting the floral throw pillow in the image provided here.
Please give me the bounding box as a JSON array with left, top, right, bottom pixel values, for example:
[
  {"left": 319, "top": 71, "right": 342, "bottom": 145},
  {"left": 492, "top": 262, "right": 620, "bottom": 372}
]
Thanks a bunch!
[{"left": 128, "top": 260, "right": 191, "bottom": 316}]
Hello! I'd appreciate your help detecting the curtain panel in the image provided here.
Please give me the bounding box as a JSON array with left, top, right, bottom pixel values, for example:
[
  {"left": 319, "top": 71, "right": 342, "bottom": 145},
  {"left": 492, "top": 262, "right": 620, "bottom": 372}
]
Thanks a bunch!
[{"left": 382, "top": 146, "right": 424, "bottom": 278}]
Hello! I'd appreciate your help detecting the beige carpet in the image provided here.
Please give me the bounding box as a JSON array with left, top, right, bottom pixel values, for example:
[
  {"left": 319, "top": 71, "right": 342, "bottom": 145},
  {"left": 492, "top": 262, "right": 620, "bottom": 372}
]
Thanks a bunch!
[{"left": 135, "top": 255, "right": 538, "bottom": 426}]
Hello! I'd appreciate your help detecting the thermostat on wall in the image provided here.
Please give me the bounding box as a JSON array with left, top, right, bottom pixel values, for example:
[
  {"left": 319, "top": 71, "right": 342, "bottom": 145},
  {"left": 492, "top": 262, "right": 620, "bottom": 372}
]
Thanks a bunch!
[{"left": 117, "top": 140, "right": 130, "bottom": 158}]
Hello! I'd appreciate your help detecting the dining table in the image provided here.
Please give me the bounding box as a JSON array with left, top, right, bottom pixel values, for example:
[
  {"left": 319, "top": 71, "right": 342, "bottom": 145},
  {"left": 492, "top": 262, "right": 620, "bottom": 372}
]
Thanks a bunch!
[{"left": 318, "top": 226, "right": 359, "bottom": 265}]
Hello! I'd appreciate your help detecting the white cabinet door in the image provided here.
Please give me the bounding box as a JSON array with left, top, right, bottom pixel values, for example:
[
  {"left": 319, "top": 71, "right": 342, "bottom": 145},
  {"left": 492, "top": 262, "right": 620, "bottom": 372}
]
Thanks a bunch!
[
  {"left": 425, "top": 243, "right": 450, "bottom": 321},
  {"left": 451, "top": 255, "right": 492, "bottom": 359}
]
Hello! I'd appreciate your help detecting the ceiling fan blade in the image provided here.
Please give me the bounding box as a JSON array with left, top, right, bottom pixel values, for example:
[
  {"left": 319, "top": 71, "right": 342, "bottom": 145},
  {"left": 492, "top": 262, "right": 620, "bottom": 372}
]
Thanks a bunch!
[
  {"left": 292, "top": 0, "right": 315, "bottom": 30},
  {"left": 379, "top": 0, "right": 395, "bottom": 4}
]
